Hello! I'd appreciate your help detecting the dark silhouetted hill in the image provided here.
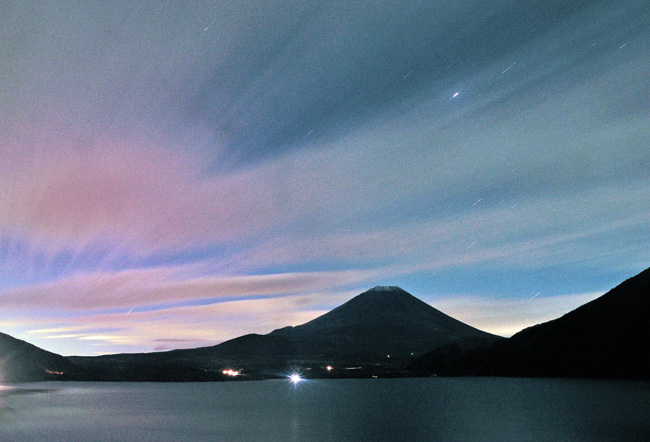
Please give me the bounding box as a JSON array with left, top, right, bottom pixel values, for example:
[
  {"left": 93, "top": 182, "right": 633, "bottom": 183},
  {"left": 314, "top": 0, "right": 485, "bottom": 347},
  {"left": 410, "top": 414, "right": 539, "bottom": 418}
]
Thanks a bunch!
[
  {"left": 410, "top": 267, "right": 650, "bottom": 379},
  {"left": 0, "top": 332, "right": 86, "bottom": 383},
  {"left": 71, "top": 286, "right": 497, "bottom": 380},
  {"left": 268, "top": 286, "right": 495, "bottom": 360}
]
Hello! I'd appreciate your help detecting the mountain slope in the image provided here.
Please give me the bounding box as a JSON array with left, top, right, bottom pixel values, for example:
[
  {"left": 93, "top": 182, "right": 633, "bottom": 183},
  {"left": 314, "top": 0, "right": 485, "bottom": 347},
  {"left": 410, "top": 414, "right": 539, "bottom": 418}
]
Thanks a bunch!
[
  {"left": 71, "top": 286, "right": 497, "bottom": 379},
  {"left": 156, "top": 285, "right": 496, "bottom": 368},
  {"left": 411, "top": 267, "right": 650, "bottom": 378},
  {"left": 269, "top": 286, "right": 495, "bottom": 360},
  {"left": 0, "top": 332, "right": 86, "bottom": 383}
]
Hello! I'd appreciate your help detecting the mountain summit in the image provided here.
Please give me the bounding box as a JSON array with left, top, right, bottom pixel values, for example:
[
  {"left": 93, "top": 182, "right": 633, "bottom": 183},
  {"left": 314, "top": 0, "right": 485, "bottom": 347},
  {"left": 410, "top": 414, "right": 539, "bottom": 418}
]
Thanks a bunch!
[
  {"left": 268, "top": 286, "right": 496, "bottom": 361},
  {"left": 70, "top": 285, "right": 498, "bottom": 380}
]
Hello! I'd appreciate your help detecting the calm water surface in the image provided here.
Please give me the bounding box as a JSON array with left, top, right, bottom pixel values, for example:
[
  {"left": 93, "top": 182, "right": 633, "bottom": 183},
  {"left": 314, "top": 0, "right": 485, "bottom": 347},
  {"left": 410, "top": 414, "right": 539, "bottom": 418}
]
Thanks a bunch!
[{"left": 1, "top": 377, "right": 649, "bottom": 441}]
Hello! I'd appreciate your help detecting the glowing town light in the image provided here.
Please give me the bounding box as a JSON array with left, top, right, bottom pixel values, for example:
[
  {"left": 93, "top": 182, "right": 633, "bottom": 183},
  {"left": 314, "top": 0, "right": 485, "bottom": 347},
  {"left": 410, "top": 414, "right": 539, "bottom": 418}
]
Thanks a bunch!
[
  {"left": 326, "top": 366, "right": 333, "bottom": 371},
  {"left": 289, "top": 373, "right": 303, "bottom": 384},
  {"left": 222, "top": 369, "right": 240, "bottom": 377}
]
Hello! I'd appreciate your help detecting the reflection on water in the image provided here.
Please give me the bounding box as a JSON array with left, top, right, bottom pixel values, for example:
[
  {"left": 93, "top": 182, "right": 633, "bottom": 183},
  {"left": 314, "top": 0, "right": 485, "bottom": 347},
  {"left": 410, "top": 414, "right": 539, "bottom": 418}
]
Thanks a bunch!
[
  {"left": 1, "top": 386, "right": 56, "bottom": 423},
  {"left": 1, "top": 378, "right": 649, "bottom": 441}
]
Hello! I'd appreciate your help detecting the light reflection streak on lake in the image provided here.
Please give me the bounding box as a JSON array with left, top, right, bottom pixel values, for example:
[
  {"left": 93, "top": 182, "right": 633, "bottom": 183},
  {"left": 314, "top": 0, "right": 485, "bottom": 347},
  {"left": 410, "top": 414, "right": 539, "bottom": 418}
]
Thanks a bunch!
[{"left": 0, "top": 378, "right": 649, "bottom": 441}]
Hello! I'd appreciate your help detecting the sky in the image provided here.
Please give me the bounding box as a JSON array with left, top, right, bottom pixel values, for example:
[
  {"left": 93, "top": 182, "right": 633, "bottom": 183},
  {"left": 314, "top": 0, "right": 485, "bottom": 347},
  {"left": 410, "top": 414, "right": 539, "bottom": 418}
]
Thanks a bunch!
[{"left": 0, "top": 0, "right": 648, "bottom": 356}]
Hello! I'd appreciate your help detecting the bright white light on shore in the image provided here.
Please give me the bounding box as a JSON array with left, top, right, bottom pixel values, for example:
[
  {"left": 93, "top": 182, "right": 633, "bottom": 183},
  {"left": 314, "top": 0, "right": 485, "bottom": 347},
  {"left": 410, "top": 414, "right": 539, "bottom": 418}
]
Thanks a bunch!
[
  {"left": 290, "top": 373, "right": 302, "bottom": 384},
  {"left": 326, "top": 365, "right": 333, "bottom": 371},
  {"left": 222, "top": 369, "right": 240, "bottom": 377}
]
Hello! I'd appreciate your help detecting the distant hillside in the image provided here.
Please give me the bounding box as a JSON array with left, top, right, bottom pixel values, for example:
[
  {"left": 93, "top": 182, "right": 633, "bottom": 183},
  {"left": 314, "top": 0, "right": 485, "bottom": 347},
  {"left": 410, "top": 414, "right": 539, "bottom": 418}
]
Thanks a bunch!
[
  {"left": 410, "top": 267, "right": 650, "bottom": 379},
  {"left": 8, "top": 268, "right": 649, "bottom": 382},
  {"left": 71, "top": 286, "right": 497, "bottom": 380},
  {"left": 269, "top": 286, "right": 495, "bottom": 360},
  {"left": 0, "top": 332, "right": 86, "bottom": 383}
]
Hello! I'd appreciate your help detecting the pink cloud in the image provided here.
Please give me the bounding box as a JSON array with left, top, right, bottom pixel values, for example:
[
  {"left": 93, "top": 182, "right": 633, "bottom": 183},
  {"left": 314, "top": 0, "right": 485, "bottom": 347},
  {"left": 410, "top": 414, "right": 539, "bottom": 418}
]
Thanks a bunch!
[
  {"left": 3, "top": 106, "right": 648, "bottom": 268},
  {"left": 10, "top": 288, "right": 606, "bottom": 356},
  {"left": 15, "top": 291, "right": 353, "bottom": 355},
  {"left": 0, "top": 264, "right": 381, "bottom": 311},
  {"left": 0, "top": 143, "right": 292, "bottom": 260}
]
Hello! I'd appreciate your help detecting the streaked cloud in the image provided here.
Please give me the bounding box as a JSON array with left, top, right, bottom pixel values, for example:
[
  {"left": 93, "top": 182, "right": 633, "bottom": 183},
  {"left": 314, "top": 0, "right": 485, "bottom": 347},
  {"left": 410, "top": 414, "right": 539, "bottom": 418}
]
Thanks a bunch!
[
  {"left": 20, "top": 292, "right": 344, "bottom": 354},
  {"left": 0, "top": 1, "right": 648, "bottom": 355},
  {"left": 0, "top": 266, "right": 380, "bottom": 311},
  {"left": 14, "top": 289, "right": 605, "bottom": 355}
]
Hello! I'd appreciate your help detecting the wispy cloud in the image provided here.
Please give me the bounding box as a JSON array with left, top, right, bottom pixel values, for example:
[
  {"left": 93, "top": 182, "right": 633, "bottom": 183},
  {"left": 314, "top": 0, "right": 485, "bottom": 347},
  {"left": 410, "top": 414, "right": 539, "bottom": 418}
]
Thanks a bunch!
[
  {"left": 1, "top": 1, "right": 648, "bottom": 355},
  {"left": 0, "top": 265, "right": 380, "bottom": 311},
  {"left": 233, "top": 181, "right": 649, "bottom": 273},
  {"left": 15, "top": 288, "right": 605, "bottom": 355},
  {"left": 19, "top": 291, "right": 347, "bottom": 355}
]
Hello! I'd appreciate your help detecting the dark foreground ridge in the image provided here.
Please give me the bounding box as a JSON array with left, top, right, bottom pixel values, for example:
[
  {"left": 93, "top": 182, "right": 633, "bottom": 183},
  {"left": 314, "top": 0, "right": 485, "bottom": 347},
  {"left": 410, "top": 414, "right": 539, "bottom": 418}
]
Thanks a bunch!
[
  {"left": 0, "top": 332, "right": 86, "bottom": 383},
  {"left": 1, "top": 268, "right": 649, "bottom": 382},
  {"left": 409, "top": 267, "right": 650, "bottom": 379}
]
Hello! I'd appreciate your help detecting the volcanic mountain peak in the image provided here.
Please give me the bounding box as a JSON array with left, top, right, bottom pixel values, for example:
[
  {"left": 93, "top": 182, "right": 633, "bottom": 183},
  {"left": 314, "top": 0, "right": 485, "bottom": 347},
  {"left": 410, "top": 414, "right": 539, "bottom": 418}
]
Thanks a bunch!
[
  {"left": 272, "top": 285, "right": 491, "bottom": 343},
  {"left": 322, "top": 285, "right": 448, "bottom": 320},
  {"left": 367, "top": 285, "right": 406, "bottom": 292},
  {"left": 351, "top": 286, "right": 421, "bottom": 309}
]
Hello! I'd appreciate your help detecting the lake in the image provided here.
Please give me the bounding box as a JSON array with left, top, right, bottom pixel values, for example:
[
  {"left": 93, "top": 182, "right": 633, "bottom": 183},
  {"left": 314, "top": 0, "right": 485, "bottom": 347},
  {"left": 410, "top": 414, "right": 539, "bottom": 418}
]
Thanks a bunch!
[{"left": 1, "top": 377, "right": 649, "bottom": 441}]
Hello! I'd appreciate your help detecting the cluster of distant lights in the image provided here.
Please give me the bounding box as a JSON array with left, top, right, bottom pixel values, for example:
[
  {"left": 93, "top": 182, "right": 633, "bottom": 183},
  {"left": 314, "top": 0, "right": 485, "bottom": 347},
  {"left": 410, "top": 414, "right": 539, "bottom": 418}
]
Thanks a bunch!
[
  {"left": 223, "top": 366, "right": 337, "bottom": 382},
  {"left": 288, "top": 365, "right": 334, "bottom": 384},
  {"left": 226, "top": 360, "right": 416, "bottom": 383}
]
